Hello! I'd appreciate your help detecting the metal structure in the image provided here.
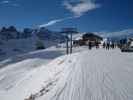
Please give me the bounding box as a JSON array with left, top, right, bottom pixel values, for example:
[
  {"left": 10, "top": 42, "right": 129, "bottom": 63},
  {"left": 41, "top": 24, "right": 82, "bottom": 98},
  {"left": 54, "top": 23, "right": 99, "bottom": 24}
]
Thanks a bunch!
[
  {"left": 66, "top": 38, "right": 69, "bottom": 54},
  {"left": 62, "top": 28, "right": 77, "bottom": 54}
]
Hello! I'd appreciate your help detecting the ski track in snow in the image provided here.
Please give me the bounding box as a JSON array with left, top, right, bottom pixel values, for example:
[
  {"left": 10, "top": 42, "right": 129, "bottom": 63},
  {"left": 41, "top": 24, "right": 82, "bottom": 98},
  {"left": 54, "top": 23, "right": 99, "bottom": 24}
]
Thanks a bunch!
[
  {"left": 0, "top": 48, "right": 133, "bottom": 100},
  {"left": 37, "top": 49, "right": 133, "bottom": 100}
]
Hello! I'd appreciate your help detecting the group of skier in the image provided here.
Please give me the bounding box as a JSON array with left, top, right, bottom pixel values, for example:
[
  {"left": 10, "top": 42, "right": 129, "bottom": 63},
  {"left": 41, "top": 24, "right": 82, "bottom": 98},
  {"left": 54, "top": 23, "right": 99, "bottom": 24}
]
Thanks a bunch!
[
  {"left": 103, "top": 42, "right": 117, "bottom": 50},
  {"left": 88, "top": 41, "right": 117, "bottom": 50},
  {"left": 88, "top": 41, "right": 100, "bottom": 50}
]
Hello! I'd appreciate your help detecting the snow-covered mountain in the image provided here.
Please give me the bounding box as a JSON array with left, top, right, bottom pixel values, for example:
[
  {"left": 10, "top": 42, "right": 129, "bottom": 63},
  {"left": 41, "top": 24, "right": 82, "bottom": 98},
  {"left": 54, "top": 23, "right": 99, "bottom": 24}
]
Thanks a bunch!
[
  {"left": 36, "top": 27, "right": 67, "bottom": 42},
  {"left": 1, "top": 27, "right": 133, "bottom": 100},
  {"left": 0, "top": 27, "right": 68, "bottom": 61},
  {"left": 99, "top": 29, "right": 133, "bottom": 40},
  {"left": 0, "top": 26, "right": 68, "bottom": 42}
]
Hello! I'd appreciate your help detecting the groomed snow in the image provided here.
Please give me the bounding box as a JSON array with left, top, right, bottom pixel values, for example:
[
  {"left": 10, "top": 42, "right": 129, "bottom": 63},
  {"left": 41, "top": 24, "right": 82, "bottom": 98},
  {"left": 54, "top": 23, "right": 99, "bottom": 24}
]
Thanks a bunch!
[
  {"left": 36, "top": 49, "right": 133, "bottom": 100},
  {"left": 0, "top": 48, "right": 133, "bottom": 100}
]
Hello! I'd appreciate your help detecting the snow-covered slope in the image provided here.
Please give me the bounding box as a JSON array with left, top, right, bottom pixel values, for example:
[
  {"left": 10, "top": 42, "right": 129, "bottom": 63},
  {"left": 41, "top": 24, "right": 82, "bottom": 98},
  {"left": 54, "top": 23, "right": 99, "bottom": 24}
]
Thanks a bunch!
[
  {"left": 36, "top": 49, "right": 133, "bottom": 100},
  {"left": 0, "top": 46, "right": 66, "bottom": 100},
  {"left": 72, "top": 33, "right": 83, "bottom": 40},
  {"left": 0, "top": 48, "right": 133, "bottom": 100},
  {"left": 0, "top": 36, "right": 65, "bottom": 61}
]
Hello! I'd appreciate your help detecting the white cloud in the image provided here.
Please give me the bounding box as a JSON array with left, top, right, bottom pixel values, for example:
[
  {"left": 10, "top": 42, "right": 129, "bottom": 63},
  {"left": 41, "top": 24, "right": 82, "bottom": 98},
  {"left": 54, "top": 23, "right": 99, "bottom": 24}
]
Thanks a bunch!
[
  {"left": 39, "top": 17, "right": 74, "bottom": 28},
  {"left": 39, "top": 19, "right": 62, "bottom": 28},
  {"left": 63, "top": 0, "right": 100, "bottom": 17},
  {"left": 0, "top": 0, "right": 20, "bottom": 7},
  {"left": 39, "top": 0, "right": 100, "bottom": 28},
  {"left": 0, "top": 0, "right": 10, "bottom": 4}
]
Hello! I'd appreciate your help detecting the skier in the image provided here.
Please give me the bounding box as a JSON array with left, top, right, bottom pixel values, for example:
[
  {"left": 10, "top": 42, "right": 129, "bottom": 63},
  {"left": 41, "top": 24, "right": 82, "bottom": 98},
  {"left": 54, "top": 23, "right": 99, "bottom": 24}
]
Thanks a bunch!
[{"left": 88, "top": 41, "right": 92, "bottom": 50}]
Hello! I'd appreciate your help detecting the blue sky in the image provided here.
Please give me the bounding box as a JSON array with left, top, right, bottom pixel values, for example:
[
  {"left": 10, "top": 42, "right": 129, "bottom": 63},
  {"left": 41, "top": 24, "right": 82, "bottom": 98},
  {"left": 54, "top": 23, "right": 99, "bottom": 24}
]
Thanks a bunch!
[{"left": 0, "top": 0, "right": 132, "bottom": 32}]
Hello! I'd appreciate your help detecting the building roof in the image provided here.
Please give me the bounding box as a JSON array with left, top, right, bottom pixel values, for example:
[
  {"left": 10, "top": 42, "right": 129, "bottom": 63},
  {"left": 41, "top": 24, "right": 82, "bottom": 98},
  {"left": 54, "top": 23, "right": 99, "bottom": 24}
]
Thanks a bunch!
[{"left": 82, "top": 33, "right": 103, "bottom": 40}]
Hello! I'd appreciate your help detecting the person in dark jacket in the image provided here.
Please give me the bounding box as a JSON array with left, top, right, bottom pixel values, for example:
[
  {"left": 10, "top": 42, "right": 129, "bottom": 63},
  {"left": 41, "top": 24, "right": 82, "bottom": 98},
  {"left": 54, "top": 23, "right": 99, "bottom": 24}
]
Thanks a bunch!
[{"left": 88, "top": 41, "right": 92, "bottom": 50}]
